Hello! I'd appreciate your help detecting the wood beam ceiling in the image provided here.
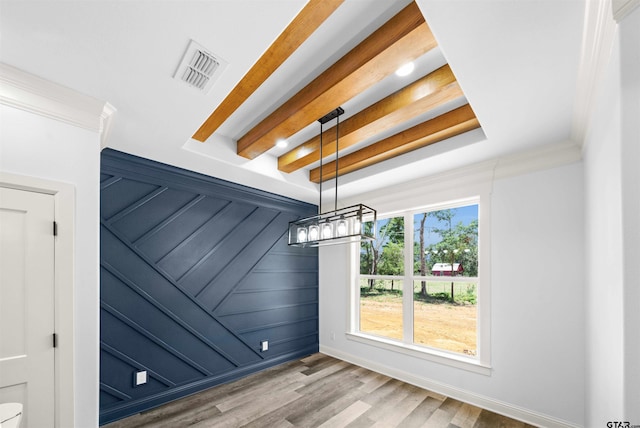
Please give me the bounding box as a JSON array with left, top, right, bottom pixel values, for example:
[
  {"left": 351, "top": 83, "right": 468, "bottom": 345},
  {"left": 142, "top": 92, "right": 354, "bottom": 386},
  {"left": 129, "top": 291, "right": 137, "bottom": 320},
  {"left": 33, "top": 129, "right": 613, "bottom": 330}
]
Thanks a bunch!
[
  {"left": 236, "top": 2, "right": 437, "bottom": 159},
  {"left": 191, "top": 0, "right": 344, "bottom": 142},
  {"left": 277, "top": 64, "right": 463, "bottom": 173},
  {"left": 190, "top": 1, "right": 483, "bottom": 185},
  {"left": 309, "top": 104, "right": 481, "bottom": 183}
]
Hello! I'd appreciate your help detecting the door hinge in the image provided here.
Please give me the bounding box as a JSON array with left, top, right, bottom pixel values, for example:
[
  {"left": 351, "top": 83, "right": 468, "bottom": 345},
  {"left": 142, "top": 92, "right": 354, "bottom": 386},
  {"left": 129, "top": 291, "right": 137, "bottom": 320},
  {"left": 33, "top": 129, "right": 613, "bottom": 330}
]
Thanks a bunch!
[
  {"left": 53, "top": 333, "right": 58, "bottom": 348},
  {"left": 53, "top": 221, "right": 58, "bottom": 236}
]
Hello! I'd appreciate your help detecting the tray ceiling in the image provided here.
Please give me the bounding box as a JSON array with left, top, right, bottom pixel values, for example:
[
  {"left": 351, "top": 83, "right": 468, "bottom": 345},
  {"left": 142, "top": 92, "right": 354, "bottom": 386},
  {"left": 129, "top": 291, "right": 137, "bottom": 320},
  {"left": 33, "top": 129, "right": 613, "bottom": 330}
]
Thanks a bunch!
[
  {"left": 191, "top": 1, "right": 481, "bottom": 184},
  {"left": 0, "top": 0, "right": 586, "bottom": 203}
]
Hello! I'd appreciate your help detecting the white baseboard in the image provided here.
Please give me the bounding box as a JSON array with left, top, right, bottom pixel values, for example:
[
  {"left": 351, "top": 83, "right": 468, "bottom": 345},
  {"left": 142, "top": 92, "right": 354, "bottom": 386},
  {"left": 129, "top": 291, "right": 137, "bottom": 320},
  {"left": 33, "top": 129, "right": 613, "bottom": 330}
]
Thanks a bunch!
[{"left": 320, "top": 344, "right": 581, "bottom": 428}]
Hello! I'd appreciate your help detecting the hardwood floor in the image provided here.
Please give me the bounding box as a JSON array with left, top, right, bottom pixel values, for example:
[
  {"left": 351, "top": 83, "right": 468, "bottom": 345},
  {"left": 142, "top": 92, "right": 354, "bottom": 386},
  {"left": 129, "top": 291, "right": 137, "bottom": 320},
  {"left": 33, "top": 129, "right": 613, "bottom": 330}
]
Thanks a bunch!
[{"left": 105, "top": 354, "right": 536, "bottom": 428}]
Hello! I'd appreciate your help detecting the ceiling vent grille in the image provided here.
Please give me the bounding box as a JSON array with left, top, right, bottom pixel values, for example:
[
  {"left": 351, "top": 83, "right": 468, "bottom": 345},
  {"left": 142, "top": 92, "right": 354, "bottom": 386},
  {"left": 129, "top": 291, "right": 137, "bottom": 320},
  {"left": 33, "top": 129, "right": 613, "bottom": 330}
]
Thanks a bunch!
[{"left": 174, "top": 40, "right": 227, "bottom": 93}]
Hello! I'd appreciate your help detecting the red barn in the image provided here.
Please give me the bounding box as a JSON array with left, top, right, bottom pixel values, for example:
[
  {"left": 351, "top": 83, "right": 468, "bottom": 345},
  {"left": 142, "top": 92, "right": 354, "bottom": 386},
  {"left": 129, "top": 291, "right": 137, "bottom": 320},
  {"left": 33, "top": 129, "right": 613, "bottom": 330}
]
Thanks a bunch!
[{"left": 431, "top": 263, "right": 463, "bottom": 276}]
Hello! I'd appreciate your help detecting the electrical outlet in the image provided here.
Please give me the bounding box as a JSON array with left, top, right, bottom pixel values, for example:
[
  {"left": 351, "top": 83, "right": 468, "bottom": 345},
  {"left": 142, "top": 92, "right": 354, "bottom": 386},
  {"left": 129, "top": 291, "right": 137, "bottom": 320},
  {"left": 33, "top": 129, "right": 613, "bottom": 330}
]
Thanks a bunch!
[
  {"left": 135, "top": 370, "right": 147, "bottom": 386},
  {"left": 261, "top": 340, "right": 268, "bottom": 352},
  {"left": 330, "top": 331, "right": 335, "bottom": 341}
]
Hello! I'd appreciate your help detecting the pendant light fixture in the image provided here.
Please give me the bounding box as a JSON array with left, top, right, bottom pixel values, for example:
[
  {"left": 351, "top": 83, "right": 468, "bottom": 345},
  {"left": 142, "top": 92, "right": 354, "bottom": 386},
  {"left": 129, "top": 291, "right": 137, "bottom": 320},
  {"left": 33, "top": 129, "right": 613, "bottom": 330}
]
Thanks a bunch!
[{"left": 288, "top": 108, "right": 376, "bottom": 247}]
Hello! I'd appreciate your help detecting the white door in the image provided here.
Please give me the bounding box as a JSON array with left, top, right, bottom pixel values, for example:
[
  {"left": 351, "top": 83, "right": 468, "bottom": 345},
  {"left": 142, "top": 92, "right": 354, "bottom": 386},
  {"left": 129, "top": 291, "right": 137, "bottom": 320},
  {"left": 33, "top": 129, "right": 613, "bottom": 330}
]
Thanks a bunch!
[{"left": 0, "top": 187, "right": 55, "bottom": 427}]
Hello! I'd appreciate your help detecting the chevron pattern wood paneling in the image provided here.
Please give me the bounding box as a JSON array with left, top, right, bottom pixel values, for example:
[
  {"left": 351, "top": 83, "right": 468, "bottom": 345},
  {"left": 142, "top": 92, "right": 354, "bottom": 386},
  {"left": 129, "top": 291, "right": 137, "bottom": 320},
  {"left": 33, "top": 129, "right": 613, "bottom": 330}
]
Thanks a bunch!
[{"left": 99, "top": 149, "right": 318, "bottom": 425}]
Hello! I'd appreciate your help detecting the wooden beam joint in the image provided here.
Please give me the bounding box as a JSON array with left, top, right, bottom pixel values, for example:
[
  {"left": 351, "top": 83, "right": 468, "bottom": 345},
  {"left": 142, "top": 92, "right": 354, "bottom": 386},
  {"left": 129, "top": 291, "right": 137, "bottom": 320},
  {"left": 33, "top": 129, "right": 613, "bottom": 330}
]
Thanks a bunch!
[
  {"left": 309, "top": 104, "right": 481, "bottom": 183},
  {"left": 237, "top": 2, "right": 435, "bottom": 159},
  {"left": 278, "top": 64, "right": 461, "bottom": 173}
]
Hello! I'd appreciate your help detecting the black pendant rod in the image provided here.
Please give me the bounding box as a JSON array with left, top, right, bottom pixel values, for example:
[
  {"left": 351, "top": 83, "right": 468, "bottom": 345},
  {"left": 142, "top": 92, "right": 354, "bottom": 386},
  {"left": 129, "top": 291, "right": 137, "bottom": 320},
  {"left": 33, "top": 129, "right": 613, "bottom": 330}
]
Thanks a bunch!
[
  {"left": 335, "top": 113, "right": 339, "bottom": 212},
  {"left": 317, "top": 107, "right": 344, "bottom": 214},
  {"left": 319, "top": 120, "right": 323, "bottom": 215}
]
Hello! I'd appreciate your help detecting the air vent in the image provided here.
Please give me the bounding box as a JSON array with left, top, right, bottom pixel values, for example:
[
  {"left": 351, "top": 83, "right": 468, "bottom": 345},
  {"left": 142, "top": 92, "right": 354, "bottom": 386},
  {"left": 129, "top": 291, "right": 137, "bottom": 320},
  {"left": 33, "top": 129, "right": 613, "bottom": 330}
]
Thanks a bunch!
[{"left": 174, "top": 40, "right": 227, "bottom": 93}]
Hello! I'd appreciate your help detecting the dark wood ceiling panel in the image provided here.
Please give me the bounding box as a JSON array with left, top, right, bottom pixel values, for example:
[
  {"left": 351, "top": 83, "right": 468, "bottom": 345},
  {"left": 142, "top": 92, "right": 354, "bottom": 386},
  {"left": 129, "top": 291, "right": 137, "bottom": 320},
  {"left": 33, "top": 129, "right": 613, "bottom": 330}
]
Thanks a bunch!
[
  {"left": 191, "top": 0, "right": 344, "bottom": 142},
  {"left": 236, "top": 2, "right": 437, "bottom": 159},
  {"left": 277, "top": 64, "right": 463, "bottom": 173},
  {"left": 309, "top": 104, "right": 481, "bottom": 183}
]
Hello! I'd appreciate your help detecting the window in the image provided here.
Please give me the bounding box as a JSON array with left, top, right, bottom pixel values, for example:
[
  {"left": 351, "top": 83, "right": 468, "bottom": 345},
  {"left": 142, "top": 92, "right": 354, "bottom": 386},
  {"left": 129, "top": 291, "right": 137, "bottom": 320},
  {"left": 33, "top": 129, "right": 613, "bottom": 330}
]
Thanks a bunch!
[
  {"left": 359, "top": 216, "right": 404, "bottom": 341},
  {"left": 411, "top": 205, "right": 478, "bottom": 355},
  {"left": 354, "top": 199, "right": 488, "bottom": 371}
]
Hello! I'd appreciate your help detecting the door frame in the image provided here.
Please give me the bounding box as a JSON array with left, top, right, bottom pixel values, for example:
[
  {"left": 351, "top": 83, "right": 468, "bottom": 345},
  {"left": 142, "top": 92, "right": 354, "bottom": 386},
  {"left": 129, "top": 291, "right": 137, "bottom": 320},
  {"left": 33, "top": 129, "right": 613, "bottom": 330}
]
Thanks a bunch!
[{"left": 0, "top": 171, "right": 75, "bottom": 428}]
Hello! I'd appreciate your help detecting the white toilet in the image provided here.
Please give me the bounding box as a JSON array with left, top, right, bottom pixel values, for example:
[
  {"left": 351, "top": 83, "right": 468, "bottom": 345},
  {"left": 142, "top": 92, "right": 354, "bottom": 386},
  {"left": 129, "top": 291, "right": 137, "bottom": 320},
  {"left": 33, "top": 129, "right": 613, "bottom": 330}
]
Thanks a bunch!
[{"left": 0, "top": 403, "right": 22, "bottom": 428}]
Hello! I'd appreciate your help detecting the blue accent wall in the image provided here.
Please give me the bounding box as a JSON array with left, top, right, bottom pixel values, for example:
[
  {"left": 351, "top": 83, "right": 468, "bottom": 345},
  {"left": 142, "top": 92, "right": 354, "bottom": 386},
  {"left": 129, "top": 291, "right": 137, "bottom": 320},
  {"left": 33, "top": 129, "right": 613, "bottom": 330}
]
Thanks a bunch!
[{"left": 99, "top": 149, "right": 318, "bottom": 424}]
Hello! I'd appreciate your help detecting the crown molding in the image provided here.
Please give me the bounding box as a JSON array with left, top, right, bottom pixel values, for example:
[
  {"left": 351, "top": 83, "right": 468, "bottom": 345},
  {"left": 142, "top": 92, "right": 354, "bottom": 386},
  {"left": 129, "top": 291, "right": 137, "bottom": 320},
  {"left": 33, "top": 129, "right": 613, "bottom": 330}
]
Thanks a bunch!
[
  {"left": 571, "top": 0, "right": 617, "bottom": 146},
  {"left": 613, "top": 0, "right": 639, "bottom": 21},
  {"left": 100, "top": 102, "right": 117, "bottom": 149},
  {"left": 0, "top": 62, "right": 116, "bottom": 145},
  {"left": 344, "top": 140, "right": 582, "bottom": 210},
  {"left": 492, "top": 140, "right": 582, "bottom": 181}
]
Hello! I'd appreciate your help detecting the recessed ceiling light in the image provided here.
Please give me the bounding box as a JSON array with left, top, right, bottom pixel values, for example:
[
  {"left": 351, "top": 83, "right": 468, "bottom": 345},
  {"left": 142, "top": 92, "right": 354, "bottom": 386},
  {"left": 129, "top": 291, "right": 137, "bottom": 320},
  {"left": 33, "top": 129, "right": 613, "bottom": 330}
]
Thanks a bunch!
[
  {"left": 395, "top": 62, "right": 415, "bottom": 77},
  {"left": 276, "top": 139, "right": 289, "bottom": 148}
]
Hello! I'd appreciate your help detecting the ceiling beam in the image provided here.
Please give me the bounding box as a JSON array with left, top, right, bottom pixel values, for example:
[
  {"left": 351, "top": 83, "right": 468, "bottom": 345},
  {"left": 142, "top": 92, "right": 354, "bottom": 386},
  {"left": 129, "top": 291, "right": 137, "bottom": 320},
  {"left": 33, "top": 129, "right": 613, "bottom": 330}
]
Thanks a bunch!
[
  {"left": 309, "top": 104, "right": 481, "bottom": 183},
  {"left": 277, "top": 64, "right": 462, "bottom": 173},
  {"left": 191, "top": 0, "right": 344, "bottom": 142},
  {"left": 237, "top": 1, "right": 437, "bottom": 159}
]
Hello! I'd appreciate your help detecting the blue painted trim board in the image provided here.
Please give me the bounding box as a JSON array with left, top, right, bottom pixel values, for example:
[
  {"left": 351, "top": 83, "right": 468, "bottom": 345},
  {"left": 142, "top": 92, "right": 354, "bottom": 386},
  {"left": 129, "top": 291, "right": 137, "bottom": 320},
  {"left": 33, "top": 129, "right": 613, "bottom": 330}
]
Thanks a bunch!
[{"left": 100, "top": 149, "right": 318, "bottom": 425}]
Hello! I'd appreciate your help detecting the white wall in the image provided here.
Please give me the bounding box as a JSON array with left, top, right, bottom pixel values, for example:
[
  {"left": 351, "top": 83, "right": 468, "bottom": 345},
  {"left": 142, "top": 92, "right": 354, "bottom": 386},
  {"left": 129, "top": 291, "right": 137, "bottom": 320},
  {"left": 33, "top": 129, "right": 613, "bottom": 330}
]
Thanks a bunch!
[
  {"left": 583, "top": 26, "right": 624, "bottom": 427},
  {"left": 0, "top": 104, "right": 100, "bottom": 427},
  {"left": 619, "top": 6, "right": 640, "bottom": 421},
  {"left": 583, "top": 5, "right": 640, "bottom": 425},
  {"left": 319, "top": 160, "right": 585, "bottom": 427}
]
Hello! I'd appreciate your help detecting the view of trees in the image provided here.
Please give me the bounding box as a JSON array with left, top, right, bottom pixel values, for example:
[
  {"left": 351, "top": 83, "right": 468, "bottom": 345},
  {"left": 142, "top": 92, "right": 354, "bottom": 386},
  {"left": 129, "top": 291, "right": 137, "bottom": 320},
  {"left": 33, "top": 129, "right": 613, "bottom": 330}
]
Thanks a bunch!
[
  {"left": 360, "top": 217, "right": 404, "bottom": 289},
  {"left": 360, "top": 205, "right": 478, "bottom": 297},
  {"left": 358, "top": 205, "right": 479, "bottom": 354}
]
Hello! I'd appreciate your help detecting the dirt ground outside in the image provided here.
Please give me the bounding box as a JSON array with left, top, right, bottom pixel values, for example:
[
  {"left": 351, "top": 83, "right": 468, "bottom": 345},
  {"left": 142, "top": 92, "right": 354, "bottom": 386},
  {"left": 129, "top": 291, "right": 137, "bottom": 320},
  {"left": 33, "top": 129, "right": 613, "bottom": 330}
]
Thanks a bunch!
[{"left": 360, "top": 297, "right": 477, "bottom": 355}]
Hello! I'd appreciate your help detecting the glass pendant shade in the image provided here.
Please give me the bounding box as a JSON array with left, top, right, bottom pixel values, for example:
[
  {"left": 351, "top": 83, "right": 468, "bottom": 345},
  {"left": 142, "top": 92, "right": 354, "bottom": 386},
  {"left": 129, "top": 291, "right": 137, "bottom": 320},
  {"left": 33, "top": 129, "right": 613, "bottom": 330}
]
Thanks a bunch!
[
  {"left": 321, "top": 222, "right": 333, "bottom": 239},
  {"left": 336, "top": 218, "right": 348, "bottom": 236},
  {"left": 297, "top": 227, "right": 307, "bottom": 243},
  {"left": 288, "top": 204, "right": 376, "bottom": 247},
  {"left": 308, "top": 224, "right": 319, "bottom": 241}
]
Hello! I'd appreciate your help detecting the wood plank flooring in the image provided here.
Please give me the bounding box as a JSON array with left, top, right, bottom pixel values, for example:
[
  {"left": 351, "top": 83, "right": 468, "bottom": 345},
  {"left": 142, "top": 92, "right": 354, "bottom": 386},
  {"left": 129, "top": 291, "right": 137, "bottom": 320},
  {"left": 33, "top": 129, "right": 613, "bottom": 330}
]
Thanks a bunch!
[{"left": 104, "top": 354, "right": 536, "bottom": 428}]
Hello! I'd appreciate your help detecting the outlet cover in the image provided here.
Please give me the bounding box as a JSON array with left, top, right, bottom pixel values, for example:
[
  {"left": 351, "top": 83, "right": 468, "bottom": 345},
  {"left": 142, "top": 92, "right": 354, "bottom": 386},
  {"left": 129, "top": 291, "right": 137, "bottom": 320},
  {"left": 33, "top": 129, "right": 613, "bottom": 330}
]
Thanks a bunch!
[
  {"left": 261, "top": 340, "right": 268, "bottom": 352},
  {"left": 135, "top": 370, "right": 147, "bottom": 386}
]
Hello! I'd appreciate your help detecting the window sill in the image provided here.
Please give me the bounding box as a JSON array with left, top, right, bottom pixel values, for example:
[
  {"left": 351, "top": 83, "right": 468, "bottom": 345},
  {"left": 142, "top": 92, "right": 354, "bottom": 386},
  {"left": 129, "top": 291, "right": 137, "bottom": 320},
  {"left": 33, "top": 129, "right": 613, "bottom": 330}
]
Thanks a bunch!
[{"left": 346, "top": 332, "right": 492, "bottom": 376}]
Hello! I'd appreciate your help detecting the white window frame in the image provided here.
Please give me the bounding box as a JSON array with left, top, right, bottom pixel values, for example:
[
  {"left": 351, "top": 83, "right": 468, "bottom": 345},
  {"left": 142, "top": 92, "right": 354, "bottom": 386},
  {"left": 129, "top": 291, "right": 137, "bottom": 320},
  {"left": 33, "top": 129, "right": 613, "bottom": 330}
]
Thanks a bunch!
[{"left": 348, "top": 195, "right": 491, "bottom": 375}]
